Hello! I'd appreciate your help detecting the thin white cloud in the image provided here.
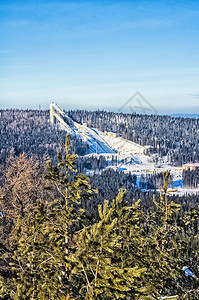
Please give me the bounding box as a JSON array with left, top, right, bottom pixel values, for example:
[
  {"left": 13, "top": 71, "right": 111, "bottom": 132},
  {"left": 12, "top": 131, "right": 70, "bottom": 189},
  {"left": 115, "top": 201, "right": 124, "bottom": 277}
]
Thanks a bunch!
[{"left": 189, "top": 93, "right": 199, "bottom": 99}]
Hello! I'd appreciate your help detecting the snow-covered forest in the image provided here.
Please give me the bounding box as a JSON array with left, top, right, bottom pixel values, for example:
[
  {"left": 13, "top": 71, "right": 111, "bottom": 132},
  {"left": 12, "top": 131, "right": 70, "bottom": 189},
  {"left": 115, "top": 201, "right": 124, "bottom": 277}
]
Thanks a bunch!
[
  {"left": 0, "top": 141, "right": 198, "bottom": 299},
  {"left": 68, "top": 110, "right": 199, "bottom": 166},
  {"left": 0, "top": 109, "right": 199, "bottom": 299},
  {"left": 1, "top": 109, "right": 199, "bottom": 190}
]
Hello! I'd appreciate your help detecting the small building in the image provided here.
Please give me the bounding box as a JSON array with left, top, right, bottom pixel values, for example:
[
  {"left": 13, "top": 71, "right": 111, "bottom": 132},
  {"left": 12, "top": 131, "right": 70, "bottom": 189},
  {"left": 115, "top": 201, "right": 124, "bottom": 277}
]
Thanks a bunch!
[{"left": 182, "top": 163, "right": 199, "bottom": 171}]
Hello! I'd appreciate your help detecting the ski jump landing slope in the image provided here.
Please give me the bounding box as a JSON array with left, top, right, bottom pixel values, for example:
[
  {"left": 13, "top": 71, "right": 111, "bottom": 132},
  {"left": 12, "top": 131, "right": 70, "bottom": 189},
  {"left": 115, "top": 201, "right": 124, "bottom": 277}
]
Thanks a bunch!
[{"left": 50, "top": 102, "right": 115, "bottom": 154}]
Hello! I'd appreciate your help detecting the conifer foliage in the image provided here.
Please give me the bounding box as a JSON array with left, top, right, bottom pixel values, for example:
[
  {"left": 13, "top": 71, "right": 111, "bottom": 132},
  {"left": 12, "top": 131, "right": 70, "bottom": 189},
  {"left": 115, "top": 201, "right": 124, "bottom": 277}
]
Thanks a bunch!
[
  {"left": 1, "top": 135, "right": 96, "bottom": 299},
  {"left": 0, "top": 139, "right": 199, "bottom": 299},
  {"left": 141, "top": 173, "right": 182, "bottom": 297},
  {"left": 11, "top": 202, "right": 67, "bottom": 299},
  {"left": 71, "top": 189, "right": 147, "bottom": 299}
]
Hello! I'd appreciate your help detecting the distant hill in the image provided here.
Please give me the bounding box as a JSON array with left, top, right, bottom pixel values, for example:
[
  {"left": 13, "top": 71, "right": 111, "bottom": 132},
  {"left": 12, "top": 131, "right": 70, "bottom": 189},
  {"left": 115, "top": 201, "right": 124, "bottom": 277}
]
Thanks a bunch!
[
  {"left": 170, "top": 113, "right": 199, "bottom": 118},
  {"left": 1, "top": 109, "right": 199, "bottom": 167}
]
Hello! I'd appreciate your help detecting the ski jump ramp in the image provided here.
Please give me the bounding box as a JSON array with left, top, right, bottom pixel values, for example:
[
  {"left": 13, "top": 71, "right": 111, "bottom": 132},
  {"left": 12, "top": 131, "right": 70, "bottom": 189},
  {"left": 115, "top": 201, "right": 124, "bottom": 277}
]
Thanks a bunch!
[{"left": 50, "top": 102, "right": 115, "bottom": 154}]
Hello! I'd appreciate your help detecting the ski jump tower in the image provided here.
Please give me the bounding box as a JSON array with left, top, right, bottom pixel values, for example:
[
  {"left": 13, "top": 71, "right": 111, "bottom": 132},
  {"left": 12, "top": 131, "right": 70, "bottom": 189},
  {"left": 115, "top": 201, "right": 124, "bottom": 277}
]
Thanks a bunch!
[{"left": 50, "top": 102, "right": 74, "bottom": 134}]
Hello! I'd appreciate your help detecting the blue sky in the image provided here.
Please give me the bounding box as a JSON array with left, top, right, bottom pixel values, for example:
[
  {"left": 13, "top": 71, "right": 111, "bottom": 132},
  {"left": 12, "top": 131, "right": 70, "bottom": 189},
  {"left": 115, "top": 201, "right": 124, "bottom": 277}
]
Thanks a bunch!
[{"left": 0, "top": 0, "right": 199, "bottom": 113}]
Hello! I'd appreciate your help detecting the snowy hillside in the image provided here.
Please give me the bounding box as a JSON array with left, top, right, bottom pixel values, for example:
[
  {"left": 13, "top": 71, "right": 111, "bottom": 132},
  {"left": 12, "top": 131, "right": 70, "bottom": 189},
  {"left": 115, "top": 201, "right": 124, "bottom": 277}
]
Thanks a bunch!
[{"left": 50, "top": 103, "right": 199, "bottom": 196}]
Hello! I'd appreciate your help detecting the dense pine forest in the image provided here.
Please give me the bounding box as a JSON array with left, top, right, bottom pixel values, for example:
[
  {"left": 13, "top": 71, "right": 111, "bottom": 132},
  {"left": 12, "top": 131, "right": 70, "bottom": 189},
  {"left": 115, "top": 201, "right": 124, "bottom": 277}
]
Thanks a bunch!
[
  {"left": 183, "top": 168, "right": 199, "bottom": 188},
  {"left": 0, "top": 110, "right": 88, "bottom": 164},
  {"left": 0, "top": 138, "right": 199, "bottom": 299},
  {"left": 1, "top": 109, "right": 199, "bottom": 167},
  {"left": 1, "top": 109, "right": 199, "bottom": 188},
  {"left": 1, "top": 0, "right": 199, "bottom": 297},
  {"left": 0, "top": 109, "right": 199, "bottom": 299},
  {"left": 0, "top": 108, "right": 199, "bottom": 207}
]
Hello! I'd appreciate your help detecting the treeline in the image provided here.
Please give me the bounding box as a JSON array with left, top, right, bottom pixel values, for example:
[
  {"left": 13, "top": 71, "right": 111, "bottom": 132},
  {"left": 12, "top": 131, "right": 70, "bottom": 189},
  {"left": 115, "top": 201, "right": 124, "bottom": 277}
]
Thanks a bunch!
[
  {"left": 1, "top": 109, "right": 199, "bottom": 190},
  {"left": 76, "top": 155, "right": 108, "bottom": 173},
  {"left": 1, "top": 109, "right": 199, "bottom": 168},
  {"left": 0, "top": 109, "right": 88, "bottom": 164},
  {"left": 183, "top": 167, "right": 199, "bottom": 188},
  {"left": 68, "top": 110, "right": 199, "bottom": 166},
  {"left": 0, "top": 142, "right": 199, "bottom": 299},
  {"left": 86, "top": 168, "right": 199, "bottom": 216}
]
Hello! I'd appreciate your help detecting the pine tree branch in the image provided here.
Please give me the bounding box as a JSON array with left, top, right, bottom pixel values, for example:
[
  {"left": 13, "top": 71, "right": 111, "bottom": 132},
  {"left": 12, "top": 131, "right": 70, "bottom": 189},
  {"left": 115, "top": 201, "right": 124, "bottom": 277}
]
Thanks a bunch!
[
  {"left": 55, "top": 182, "right": 65, "bottom": 198},
  {"left": 81, "top": 262, "right": 91, "bottom": 293}
]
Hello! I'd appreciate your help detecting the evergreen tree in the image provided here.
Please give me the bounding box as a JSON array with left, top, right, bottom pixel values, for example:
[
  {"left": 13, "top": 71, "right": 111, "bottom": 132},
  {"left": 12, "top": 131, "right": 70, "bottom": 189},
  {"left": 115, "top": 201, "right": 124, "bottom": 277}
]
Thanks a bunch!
[
  {"left": 71, "top": 189, "right": 147, "bottom": 299},
  {"left": 44, "top": 135, "right": 97, "bottom": 295},
  {"left": 142, "top": 172, "right": 182, "bottom": 297},
  {"left": 1, "top": 135, "right": 96, "bottom": 299},
  {"left": 10, "top": 201, "right": 68, "bottom": 299}
]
